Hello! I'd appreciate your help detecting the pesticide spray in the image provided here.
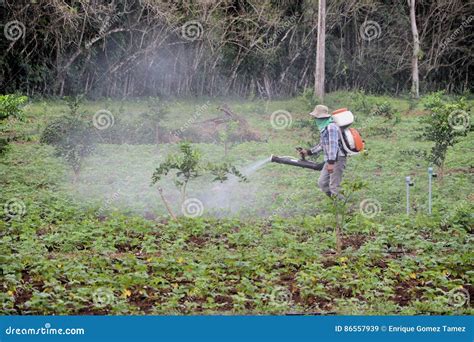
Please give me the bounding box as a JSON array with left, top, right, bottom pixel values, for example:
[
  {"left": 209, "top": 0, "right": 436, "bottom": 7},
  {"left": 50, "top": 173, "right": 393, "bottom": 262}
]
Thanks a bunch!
[
  {"left": 199, "top": 149, "right": 323, "bottom": 216},
  {"left": 72, "top": 143, "right": 325, "bottom": 218}
]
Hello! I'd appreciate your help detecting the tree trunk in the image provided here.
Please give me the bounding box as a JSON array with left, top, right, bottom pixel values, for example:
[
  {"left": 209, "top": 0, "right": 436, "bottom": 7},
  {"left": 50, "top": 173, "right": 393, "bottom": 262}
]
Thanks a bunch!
[
  {"left": 409, "top": 0, "right": 420, "bottom": 98},
  {"left": 314, "top": 0, "right": 326, "bottom": 101},
  {"left": 157, "top": 187, "right": 177, "bottom": 220}
]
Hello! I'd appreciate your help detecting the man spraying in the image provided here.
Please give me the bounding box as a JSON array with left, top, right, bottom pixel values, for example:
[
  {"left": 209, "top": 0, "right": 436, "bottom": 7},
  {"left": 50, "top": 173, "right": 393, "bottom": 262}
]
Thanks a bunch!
[{"left": 299, "top": 105, "right": 346, "bottom": 198}]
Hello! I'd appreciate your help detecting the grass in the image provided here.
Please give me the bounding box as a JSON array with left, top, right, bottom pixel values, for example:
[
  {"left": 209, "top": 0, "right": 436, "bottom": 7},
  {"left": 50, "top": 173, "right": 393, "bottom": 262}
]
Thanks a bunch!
[{"left": 1, "top": 91, "right": 473, "bottom": 315}]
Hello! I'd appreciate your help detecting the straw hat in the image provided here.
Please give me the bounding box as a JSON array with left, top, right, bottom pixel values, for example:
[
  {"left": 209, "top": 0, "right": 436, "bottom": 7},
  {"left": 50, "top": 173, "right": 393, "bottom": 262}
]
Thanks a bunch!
[{"left": 309, "top": 105, "right": 330, "bottom": 118}]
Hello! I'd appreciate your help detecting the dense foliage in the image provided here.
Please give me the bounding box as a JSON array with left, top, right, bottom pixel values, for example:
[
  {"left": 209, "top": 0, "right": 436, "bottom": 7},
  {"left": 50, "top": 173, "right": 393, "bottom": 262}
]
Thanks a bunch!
[{"left": 1, "top": 0, "right": 472, "bottom": 98}]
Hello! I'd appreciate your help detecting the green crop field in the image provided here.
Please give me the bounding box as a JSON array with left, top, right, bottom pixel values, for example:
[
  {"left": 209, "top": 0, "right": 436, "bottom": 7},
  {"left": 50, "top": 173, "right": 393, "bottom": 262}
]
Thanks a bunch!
[{"left": 1, "top": 91, "right": 472, "bottom": 315}]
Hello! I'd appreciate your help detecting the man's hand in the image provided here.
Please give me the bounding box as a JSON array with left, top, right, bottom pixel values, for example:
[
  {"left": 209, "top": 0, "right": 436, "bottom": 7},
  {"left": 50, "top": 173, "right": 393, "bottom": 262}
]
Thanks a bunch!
[
  {"left": 326, "top": 163, "right": 334, "bottom": 174},
  {"left": 297, "top": 148, "right": 310, "bottom": 159}
]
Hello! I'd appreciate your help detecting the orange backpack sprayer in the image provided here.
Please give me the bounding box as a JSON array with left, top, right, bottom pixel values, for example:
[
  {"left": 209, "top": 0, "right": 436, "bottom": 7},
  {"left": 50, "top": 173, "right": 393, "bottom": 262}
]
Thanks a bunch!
[{"left": 332, "top": 108, "right": 364, "bottom": 155}]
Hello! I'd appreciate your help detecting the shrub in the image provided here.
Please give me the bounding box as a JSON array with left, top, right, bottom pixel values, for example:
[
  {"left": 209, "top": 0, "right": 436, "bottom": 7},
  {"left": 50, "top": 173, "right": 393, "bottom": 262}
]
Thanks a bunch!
[
  {"left": 142, "top": 97, "right": 169, "bottom": 144},
  {"left": 419, "top": 92, "right": 470, "bottom": 177},
  {"left": 371, "top": 101, "right": 395, "bottom": 119},
  {"left": 40, "top": 96, "right": 95, "bottom": 181},
  {"left": 0, "top": 94, "right": 28, "bottom": 120},
  {"left": 351, "top": 90, "right": 374, "bottom": 113},
  {"left": 0, "top": 94, "right": 28, "bottom": 153},
  {"left": 300, "top": 87, "right": 318, "bottom": 111}
]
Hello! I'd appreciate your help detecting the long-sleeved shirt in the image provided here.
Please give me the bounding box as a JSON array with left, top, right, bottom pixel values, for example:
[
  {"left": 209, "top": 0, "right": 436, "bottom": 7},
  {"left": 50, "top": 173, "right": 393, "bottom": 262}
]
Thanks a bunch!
[{"left": 310, "top": 123, "right": 342, "bottom": 164}]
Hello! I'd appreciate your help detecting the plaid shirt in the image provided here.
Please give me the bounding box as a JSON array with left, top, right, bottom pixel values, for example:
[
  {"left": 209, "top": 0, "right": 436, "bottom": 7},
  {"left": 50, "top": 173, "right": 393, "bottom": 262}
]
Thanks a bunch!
[{"left": 310, "top": 123, "right": 342, "bottom": 163}]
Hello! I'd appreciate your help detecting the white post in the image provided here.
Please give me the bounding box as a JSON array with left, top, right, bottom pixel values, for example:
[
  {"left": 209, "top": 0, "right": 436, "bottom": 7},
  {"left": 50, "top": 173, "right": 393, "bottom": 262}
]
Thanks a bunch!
[
  {"left": 428, "top": 167, "right": 433, "bottom": 214},
  {"left": 405, "top": 176, "right": 411, "bottom": 215}
]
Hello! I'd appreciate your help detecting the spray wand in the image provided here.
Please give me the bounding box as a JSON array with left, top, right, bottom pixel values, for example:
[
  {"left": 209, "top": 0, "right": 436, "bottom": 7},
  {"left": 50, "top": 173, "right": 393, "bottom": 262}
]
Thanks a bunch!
[{"left": 270, "top": 147, "right": 324, "bottom": 171}]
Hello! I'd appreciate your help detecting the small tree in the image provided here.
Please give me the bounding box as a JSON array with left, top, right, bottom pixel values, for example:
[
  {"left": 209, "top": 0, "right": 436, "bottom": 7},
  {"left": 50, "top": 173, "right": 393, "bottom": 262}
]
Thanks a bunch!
[
  {"left": 142, "top": 97, "right": 169, "bottom": 144},
  {"left": 218, "top": 120, "right": 238, "bottom": 157},
  {"left": 151, "top": 142, "right": 247, "bottom": 218},
  {"left": 371, "top": 101, "right": 395, "bottom": 120},
  {"left": 324, "top": 179, "right": 366, "bottom": 255},
  {"left": 0, "top": 94, "right": 28, "bottom": 154},
  {"left": 420, "top": 92, "right": 470, "bottom": 179},
  {"left": 0, "top": 94, "right": 28, "bottom": 120},
  {"left": 40, "top": 96, "right": 94, "bottom": 182}
]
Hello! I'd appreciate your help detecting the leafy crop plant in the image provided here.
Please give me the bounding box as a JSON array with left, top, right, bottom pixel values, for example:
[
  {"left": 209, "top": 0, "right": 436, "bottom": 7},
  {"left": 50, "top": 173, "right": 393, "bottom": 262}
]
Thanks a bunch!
[{"left": 151, "top": 141, "right": 247, "bottom": 219}]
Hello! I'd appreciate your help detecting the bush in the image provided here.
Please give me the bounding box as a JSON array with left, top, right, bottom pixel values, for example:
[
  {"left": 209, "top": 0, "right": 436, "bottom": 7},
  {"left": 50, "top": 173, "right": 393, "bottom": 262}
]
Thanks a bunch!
[
  {"left": 351, "top": 90, "right": 374, "bottom": 113},
  {"left": 419, "top": 92, "right": 470, "bottom": 176},
  {"left": 0, "top": 94, "right": 28, "bottom": 153},
  {"left": 300, "top": 87, "right": 318, "bottom": 111},
  {"left": 0, "top": 94, "right": 28, "bottom": 120},
  {"left": 371, "top": 101, "right": 395, "bottom": 119},
  {"left": 40, "top": 97, "right": 95, "bottom": 180}
]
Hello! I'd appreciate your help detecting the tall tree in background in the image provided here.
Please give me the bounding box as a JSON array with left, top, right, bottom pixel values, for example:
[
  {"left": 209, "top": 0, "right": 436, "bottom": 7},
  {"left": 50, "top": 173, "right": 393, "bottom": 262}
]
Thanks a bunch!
[
  {"left": 409, "top": 0, "right": 420, "bottom": 98},
  {"left": 314, "top": 0, "right": 326, "bottom": 100}
]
